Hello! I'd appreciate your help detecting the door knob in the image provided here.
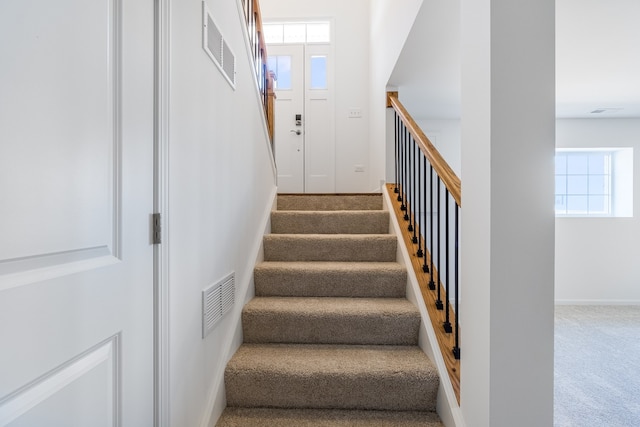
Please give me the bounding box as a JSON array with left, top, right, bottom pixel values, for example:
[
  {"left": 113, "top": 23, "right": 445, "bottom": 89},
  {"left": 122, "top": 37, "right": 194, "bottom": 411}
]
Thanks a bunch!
[{"left": 290, "top": 129, "right": 301, "bottom": 135}]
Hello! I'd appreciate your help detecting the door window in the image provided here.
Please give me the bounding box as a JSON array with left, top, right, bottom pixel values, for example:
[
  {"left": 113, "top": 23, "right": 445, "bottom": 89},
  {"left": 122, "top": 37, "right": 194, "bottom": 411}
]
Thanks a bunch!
[
  {"left": 310, "top": 56, "right": 327, "bottom": 90},
  {"left": 267, "top": 55, "right": 292, "bottom": 90}
]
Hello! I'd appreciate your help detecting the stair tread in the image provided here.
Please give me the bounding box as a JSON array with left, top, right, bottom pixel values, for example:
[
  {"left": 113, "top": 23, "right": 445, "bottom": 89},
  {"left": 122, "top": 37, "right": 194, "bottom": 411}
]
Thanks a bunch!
[
  {"left": 227, "top": 343, "right": 436, "bottom": 376},
  {"left": 217, "top": 407, "right": 444, "bottom": 427},
  {"left": 242, "top": 297, "right": 420, "bottom": 345},
  {"left": 245, "top": 297, "right": 419, "bottom": 316},
  {"left": 225, "top": 344, "right": 439, "bottom": 411},
  {"left": 264, "top": 234, "right": 397, "bottom": 262},
  {"left": 271, "top": 210, "right": 390, "bottom": 234},
  {"left": 277, "top": 194, "right": 383, "bottom": 211},
  {"left": 255, "top": 260, "right": 406, "bottom": 271},
  {"left": 254, "top": 262, "right": 407, "bottom": 298},
  {"left": 272, "top": 210, "right": 388, "bottom": 215},
  {"left": 265, "top": 233, "right": 395, "bottom": 239}
]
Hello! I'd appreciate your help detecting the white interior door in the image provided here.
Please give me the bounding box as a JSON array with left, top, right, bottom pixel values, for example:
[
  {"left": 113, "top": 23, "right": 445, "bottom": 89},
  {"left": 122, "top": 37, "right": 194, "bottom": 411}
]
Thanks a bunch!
[
  {"left": 0, "top": 0, "right": 155, "bottom": 426},
  {"left": 269, "top": 43, "right": 335, "bottom": 193}
]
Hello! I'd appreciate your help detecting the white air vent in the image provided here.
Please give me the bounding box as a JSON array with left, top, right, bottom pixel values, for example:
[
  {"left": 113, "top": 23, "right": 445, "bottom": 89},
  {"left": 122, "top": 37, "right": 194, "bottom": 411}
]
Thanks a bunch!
[
  {"left": 202, "top": 272, "right": 235, "bottom": 338},
  {"left": 206, "top": 15, "right": 222, "bottom": 66},
  {"left": 202, "top": 2, "right": 236, "bottom": 88},
  {"left": 222, "top": 40, "right": 236, "bottom": 84}
]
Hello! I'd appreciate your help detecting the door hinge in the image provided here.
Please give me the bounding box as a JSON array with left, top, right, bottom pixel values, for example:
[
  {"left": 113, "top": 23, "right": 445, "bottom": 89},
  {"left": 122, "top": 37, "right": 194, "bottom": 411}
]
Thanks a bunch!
[{"left": 152, "top": 213, "right": 162, "bottom": 244}]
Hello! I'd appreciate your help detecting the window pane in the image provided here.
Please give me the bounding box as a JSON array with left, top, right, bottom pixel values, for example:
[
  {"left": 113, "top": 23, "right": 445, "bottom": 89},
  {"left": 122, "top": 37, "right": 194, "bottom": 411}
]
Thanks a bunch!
[
  {"left": 589, "top": 195, "right": 608, "bottom": 214},
  {"left": 283, "top": 24, "right": 306, "bottom": 43},
  {"left": 267, "top": 57, "right": 276, "bottom": 75},
  {"left": 588, "top": 175, "right": 608, "bottom": 195},
  {"left": 310, "top": 56, "right": 327, "bottom": 89},
  {"left": 555, "top": 150, "right": 618, "bottom": 217},
  {"left": 264, "top": 24, "right": 283, "bottom": 44},
  {"left": 268, "top": 56, "right": 292, "bottom": 90},
  {"left": 555, "top": 153, "right": 567, "bottom": 174},
  {"left": 567, "top": 154, "right": 588, "bottom": 174},
  {"left": 555, "top": 176, "right": 566, "bottom": 194},
  {"left": 307, "top": 23, "right": 330, "bottom": 43},
  {"left": 567, "top": 195, "right": 588, "bottom": 213},
  {"left": 555, "top": 195, "right": 567, "bottom": 214},
  {"left": 588, "top": 153, "right": 606, "bottom": 174},
  {"left": 567, "top": 175, "right": 588, "bottom": 194}
]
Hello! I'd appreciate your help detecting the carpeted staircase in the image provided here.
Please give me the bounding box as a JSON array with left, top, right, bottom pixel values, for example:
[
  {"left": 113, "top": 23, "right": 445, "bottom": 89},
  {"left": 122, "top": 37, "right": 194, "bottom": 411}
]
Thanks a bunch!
[{"left": 217, "top": 194, "right": 443, "bottom": 426}]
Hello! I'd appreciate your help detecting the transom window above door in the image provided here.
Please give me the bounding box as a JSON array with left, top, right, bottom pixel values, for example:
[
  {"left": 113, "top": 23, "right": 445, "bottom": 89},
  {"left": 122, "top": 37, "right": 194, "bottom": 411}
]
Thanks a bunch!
[{"left": 264, "top": 22, "right": 331, "bottom": 44}]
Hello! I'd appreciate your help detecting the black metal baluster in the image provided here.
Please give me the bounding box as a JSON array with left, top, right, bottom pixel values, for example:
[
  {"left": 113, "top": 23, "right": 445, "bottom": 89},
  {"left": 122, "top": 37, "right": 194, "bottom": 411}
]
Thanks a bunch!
[
  {"left": 428, "top": 166, "right": 435, "bottom": 289},
  {"left": 407, "top": 136, "right": 414, "bottom": 228},
  {"left": 394, "top": 113, "right": 399, "bottom": 194},
  {"left": 416, "top": 151, "right": 424, "bottom": 257},
  {"left": 400, "top": 123, "right": 409, "bottom": 216},
  {"left": 453, "top": 204, "right": 461, "bottom": 359},
  {"left": 398, "top": 121, "right": 404, "bottom": 203},
  {"left": 443, "top": 192, "right": 452, "bottom": 332},
  {"left": 435, "top": 179, "right": 443, "bottom": 310},
  {"left": 399, "top": 124, "right": 406, "bottom": 206},
  {"left": 421, "top": 154, "right": 428, "bottom": 269},
  {"left": 410, "top": 143, "right": 418, "bottom": 243}
]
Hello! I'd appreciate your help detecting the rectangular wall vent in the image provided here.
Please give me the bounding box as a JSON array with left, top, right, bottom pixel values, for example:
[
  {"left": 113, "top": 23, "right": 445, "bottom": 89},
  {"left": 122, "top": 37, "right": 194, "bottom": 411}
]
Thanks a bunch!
[
  {"left": 206, "top": 15, "right": 222, "bottom": 66},
  {"left": 222, "top": 40, "right": 236, "bottom": 85},
  {"left": 202, "top": 272, "right": 235, "bottom": 338},
  {"left": 202, "top": 2, "right": 236, "bottom": 89}
]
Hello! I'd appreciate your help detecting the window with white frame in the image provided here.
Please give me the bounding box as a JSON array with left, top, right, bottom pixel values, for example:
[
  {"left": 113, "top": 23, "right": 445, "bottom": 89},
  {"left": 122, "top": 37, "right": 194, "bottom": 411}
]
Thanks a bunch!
[
  {"left": 555, "top": 148, "right": 633, "bottom": 217},
  {"left": 264, "top": 22, "right": 330, "bottom": 44}
]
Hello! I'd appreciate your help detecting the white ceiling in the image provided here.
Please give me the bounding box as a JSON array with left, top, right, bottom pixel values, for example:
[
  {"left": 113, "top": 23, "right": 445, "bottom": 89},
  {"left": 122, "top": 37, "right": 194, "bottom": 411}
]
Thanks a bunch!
[{"left": 389, "top": 0, "right": 640, "bottom": 119}]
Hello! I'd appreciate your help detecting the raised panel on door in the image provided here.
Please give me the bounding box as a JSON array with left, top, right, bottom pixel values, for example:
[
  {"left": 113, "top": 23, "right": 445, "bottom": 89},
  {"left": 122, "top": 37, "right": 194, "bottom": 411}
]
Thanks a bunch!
[
  {"left": 0, "top": 0, "right": 155, "bottom": 425},
  {"left": 0, "top": 0, "right": 118, "bottom": 279}
]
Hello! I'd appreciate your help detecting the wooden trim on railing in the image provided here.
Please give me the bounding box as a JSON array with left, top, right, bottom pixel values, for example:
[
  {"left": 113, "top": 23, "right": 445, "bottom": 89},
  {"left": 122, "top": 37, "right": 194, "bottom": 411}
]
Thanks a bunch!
[
  {"left": 386, "top": 91, "right": 398, "bottom": 108},
  {"left": 387, "top": 93, "right": 461, "bottom": 207},
  {"left": 386, "top": 184, "right": 461, "bottom": 404},
  {"left": 253, "top": 0, "right": 267, "bottom": 66},
  {"left": 267, "top": 76, "right": 276, "bottom": 143},
  {"left": 243, "top": 0, "right": 275, "bottom": 144}
]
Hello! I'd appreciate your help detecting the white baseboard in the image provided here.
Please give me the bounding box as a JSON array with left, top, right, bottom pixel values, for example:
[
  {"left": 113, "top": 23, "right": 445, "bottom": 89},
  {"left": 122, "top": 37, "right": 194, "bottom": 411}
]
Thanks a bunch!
[{"left": 555, "top": 299, "right": 640, "bottom": 306}]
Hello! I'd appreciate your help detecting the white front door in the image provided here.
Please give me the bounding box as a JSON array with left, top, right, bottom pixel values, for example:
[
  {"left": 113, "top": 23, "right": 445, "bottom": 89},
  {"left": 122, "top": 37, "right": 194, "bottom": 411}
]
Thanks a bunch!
[
  {"left": 270, "top": 44, "right": 305, "bottom": 193},
  {"left": 0, "top": 0, "right": 155, "bottom": 426},
  {"left": 269, "top": 44, "right": 335, "bottom": 193}
]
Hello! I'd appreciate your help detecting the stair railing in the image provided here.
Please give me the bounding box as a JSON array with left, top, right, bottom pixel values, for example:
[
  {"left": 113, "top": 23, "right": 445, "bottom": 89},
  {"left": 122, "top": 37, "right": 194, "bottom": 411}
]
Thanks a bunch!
[
  {"left": 241, "top": 0, "right": 275, "bottom": 143},
  {"left": 387, "top": 92, "right": 461, "bottom": 402}
]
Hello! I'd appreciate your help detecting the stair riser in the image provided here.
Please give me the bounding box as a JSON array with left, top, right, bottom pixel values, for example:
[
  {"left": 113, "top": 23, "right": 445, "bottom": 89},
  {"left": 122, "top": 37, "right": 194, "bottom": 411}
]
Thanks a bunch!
[
  {"left": 225, "top": 371, "right": 437, "bottom": 411},
  {"left": 254, "top": 269, "right": 406, "bottom": 298},
  {"left": 264, "top": 236, "right": 397, "bottom": 262},
  {"left": 271, "top": 212, "right": 389, "bottom": 234},
  {"left": 242, "top": 312, "right": 420, "bottom": 345}
]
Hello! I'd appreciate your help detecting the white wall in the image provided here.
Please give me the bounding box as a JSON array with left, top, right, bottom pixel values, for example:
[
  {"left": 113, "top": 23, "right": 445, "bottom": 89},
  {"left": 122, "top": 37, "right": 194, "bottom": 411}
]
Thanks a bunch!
[
  {"left": 167, "top": 0, "right": 277, "bottom": 426},
  {"left": 556, "top": 118, "right": 640, "bottom": 303},
  {"left": 369, "top": 0, "right": 424, "bottom": 191},
  {"left": 460, "top": 0, "right": 555, "bottom": 425},
  {"left": 261, "top": 0, "right": 371, "bottom": 192},
  {"left": 416, "top": 119, "right": 462, "bottom": 178}
]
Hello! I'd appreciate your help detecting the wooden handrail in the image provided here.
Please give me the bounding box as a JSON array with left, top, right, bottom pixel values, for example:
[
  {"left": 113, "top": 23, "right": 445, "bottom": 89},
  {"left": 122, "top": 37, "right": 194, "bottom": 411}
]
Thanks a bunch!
[
  {"left": 387, "top": 93, "right": 461, "bottom": 207},
  {"left": 243, "top": 0, "right": 275, "bottom": 144}
]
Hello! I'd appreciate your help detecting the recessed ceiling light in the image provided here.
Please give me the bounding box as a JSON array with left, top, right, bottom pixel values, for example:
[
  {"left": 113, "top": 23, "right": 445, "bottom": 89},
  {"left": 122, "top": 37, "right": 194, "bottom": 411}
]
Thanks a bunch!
[{"left": 590, "top": 108, "right": 623, "bottom": 114}]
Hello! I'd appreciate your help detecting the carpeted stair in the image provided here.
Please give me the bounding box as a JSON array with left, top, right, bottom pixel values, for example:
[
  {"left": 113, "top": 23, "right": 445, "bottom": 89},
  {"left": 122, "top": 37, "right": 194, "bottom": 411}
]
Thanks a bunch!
[{"left": 217, "top": 194, "right": 443, "bottom": 426}]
